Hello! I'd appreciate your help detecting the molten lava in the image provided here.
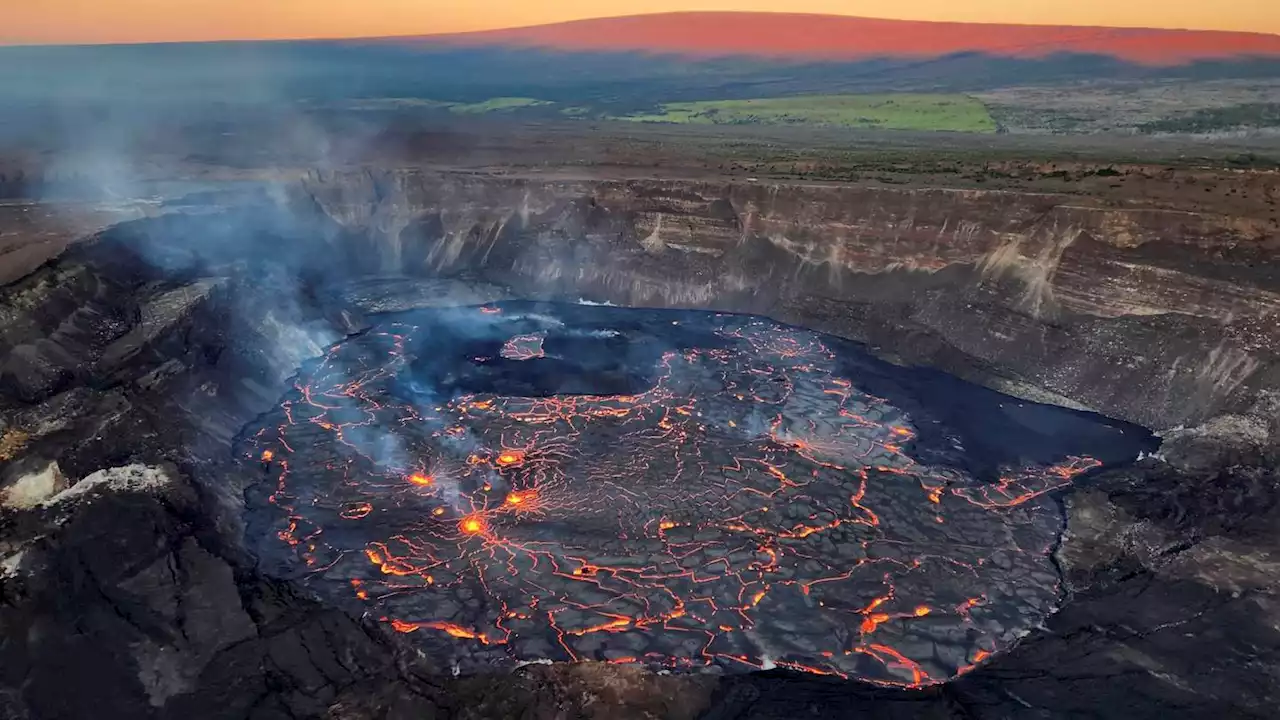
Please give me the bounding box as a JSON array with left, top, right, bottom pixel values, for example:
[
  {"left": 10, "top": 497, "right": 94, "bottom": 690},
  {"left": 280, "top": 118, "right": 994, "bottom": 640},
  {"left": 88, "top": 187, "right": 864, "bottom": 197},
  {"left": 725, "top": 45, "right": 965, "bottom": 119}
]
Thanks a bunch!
[
  {"left": 495, "top": 450, "right": 524, "bottom": 467},
  {"left": 242, "top": 304, "right": 1139, "bottom": 686}
]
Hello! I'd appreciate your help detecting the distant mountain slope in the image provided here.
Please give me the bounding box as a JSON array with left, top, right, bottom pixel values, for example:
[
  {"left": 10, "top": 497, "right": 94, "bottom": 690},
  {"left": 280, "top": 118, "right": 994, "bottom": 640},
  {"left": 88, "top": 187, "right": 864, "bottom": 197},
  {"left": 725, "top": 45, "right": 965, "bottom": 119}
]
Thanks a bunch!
[
  {"left": 5, "top": 15, "right": 1280, "bottom": 120},
  {"left": 410, "top": 12, "right": 1280, "bottom": 66}
]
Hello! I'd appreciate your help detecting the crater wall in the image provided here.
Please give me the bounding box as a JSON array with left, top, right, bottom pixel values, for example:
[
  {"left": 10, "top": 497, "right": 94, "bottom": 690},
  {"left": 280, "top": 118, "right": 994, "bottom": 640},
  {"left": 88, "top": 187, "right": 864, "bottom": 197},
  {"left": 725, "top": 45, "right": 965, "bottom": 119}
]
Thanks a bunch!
[
  {"left": 286, "top": 170, "right": 1280, "bottom": 431},
  {"left": 2, "top": 168, "right": 1279, "bottom": 720}
]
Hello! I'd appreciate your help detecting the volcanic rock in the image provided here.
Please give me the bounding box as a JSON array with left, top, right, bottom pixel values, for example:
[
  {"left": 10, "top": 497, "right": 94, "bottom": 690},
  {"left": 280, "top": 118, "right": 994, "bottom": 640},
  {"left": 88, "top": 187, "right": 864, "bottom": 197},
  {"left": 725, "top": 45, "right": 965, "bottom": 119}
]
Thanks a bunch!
[{"left": 0, "top": 166, "right": 1277, "bottom": 718}]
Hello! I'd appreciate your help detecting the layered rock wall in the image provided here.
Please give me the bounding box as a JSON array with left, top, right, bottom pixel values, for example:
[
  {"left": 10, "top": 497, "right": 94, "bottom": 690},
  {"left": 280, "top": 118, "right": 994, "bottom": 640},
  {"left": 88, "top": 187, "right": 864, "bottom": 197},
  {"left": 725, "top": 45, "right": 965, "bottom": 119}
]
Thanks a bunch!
[{"left": 291, "top": 170, "right": 1280, "bottom": 430}]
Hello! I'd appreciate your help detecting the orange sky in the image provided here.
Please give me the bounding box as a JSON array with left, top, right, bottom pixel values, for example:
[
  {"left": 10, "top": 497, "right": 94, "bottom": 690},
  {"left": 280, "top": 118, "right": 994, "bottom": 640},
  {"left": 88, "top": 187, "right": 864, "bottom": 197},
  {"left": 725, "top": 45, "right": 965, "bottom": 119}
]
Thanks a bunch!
[{"left": 4, "top": 0, "right": 1279, "bottom": 46}]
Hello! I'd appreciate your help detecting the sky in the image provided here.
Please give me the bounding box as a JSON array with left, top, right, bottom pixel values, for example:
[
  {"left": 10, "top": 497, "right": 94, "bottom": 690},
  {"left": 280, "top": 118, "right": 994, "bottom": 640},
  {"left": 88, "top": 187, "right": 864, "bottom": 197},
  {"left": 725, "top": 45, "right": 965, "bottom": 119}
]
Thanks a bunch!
[{"left": 4, "top": 0, "right": 1279, "bottom": 46}]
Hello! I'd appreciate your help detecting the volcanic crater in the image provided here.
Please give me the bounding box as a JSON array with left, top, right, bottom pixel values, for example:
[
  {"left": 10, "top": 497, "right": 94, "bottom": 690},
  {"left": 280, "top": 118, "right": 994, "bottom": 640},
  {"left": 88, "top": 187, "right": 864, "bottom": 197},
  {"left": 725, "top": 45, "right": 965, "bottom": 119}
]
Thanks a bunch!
[
  {"left": 241, "top": 302, "right": 1149, "bottom": 685},
  {"left": 2, "top": 162, "right": 1277, "bottom": 719}
]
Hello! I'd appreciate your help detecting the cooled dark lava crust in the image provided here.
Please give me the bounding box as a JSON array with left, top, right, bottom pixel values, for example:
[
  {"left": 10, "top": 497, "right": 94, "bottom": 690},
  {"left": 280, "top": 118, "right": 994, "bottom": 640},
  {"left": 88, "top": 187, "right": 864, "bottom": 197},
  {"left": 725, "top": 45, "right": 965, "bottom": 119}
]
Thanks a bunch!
[{"left": 241, "top": 302, "right": 1151, "bottom": 686}]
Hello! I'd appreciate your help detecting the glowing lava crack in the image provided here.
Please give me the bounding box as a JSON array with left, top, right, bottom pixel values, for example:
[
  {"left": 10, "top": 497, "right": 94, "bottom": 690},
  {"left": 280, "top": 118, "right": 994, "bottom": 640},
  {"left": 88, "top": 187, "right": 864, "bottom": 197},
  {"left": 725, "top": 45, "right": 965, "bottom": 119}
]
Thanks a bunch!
[{"left": 241, "top": 304, "right": 1130, "bottom": 686}]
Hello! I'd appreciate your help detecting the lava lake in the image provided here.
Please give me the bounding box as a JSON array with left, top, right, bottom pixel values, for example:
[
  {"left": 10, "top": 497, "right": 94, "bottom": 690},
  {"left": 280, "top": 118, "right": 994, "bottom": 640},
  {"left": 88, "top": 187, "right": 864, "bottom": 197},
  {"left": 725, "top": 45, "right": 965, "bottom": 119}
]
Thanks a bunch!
[{"left": 242, "top": 302, "right": 1153, "bottom": 686}]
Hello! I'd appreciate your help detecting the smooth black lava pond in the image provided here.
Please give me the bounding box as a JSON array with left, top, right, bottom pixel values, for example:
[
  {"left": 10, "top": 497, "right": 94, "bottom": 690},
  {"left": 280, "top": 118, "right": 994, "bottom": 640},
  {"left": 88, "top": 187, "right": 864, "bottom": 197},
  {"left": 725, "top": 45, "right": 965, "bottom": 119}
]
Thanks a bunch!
[{"left": 241, "top": 302, "right": 1152, "bottom": 686}]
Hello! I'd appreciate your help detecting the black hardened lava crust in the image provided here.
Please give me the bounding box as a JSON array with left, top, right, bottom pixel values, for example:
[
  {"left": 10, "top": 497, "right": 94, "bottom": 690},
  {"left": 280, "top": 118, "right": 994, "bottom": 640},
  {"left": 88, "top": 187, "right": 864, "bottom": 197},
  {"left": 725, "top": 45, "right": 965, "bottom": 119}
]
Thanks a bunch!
[{"left": 241, "top": 302, "right": 1152, "bottom": 686}]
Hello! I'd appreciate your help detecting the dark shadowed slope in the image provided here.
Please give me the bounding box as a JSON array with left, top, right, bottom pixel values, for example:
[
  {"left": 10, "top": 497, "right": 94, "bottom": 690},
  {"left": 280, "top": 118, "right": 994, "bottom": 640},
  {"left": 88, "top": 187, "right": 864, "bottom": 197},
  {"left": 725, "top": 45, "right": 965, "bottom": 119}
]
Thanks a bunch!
[{"left": 406, "top": 12, "right": 1280, "bottom": 66}]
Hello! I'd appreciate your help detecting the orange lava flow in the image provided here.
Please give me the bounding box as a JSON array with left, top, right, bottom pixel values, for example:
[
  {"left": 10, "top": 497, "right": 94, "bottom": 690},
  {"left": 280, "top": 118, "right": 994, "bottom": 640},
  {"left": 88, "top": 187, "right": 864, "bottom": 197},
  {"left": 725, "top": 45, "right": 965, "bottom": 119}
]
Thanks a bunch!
[
  {"left": 495, "top": 450, "right": 525, "bottom": 467},
  {"left": 245, "top": 312, "right": 1118, "bottom": 687},
  {"left": 500, "top": 333, "right": 547, "bottom": 361}
]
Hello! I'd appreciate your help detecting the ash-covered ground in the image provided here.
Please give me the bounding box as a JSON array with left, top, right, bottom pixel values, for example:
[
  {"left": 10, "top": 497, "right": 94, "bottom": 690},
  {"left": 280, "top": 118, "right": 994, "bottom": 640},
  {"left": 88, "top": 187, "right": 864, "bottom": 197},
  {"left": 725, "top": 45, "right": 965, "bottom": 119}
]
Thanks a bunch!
[{"left": 241, "top": 302, "right": 1151, "bottom": 686}]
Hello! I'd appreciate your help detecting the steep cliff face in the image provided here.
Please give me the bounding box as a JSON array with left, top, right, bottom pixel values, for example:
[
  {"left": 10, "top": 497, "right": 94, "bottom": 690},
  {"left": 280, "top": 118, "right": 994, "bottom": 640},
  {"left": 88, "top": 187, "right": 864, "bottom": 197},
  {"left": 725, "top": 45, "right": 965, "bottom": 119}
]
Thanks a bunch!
[
  {"left": 292, "top": 170, "right": 1280, "bottom": 431},
  {"left": 6, "top": 169, "right": 1273, "bottom": 430}
]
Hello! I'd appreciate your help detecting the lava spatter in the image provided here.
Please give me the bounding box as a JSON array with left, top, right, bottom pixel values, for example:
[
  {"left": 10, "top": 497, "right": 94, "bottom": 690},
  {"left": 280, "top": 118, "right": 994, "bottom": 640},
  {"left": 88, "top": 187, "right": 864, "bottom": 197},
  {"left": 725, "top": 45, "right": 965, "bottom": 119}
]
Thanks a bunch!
[{"left": 241, "top": 303, "right": 1129, "bottom": 687}]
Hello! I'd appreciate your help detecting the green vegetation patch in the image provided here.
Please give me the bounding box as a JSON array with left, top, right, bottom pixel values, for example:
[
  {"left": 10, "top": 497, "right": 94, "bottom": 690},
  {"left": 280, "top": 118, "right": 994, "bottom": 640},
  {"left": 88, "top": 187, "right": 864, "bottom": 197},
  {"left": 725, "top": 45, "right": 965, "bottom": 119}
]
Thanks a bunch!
[
  {"left": 447, "top": 97, "right": 553, "bottom": 114},
  {"left": 342, "top": 97, "right": 552, "bottom": 114},
  {"left": 615, "top": 94, "right": 997, "bottom": 133},
  {"left": 342, "top": 98, "right": 455, "bottom": 111}
]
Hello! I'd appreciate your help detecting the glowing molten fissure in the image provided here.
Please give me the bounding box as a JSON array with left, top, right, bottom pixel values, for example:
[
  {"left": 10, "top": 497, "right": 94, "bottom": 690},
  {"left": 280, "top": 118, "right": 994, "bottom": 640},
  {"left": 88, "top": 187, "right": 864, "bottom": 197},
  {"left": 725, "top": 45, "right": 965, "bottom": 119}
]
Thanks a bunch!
[{"left": 245, "top": 307, "right": 1114, "bottom": 687}]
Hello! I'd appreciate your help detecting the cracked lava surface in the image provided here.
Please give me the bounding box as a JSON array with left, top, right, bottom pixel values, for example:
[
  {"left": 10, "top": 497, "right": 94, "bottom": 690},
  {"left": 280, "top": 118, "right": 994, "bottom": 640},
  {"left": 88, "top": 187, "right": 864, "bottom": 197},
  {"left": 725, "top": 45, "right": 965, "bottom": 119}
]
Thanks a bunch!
[{"left": 242, "top": 303, "right": 1146, "bottom": 686}]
